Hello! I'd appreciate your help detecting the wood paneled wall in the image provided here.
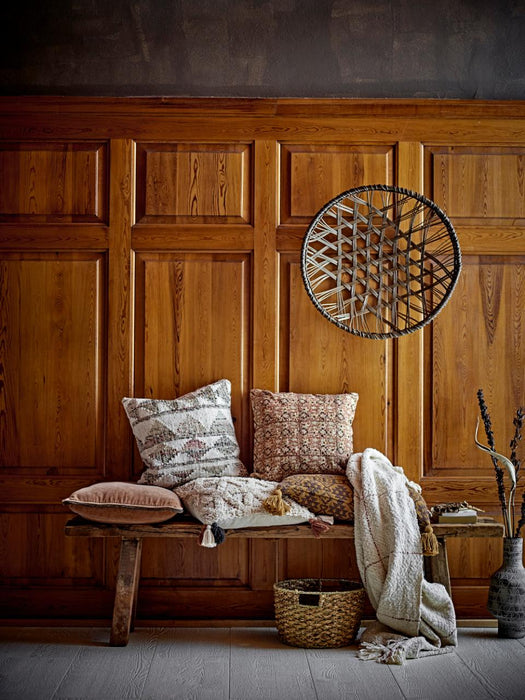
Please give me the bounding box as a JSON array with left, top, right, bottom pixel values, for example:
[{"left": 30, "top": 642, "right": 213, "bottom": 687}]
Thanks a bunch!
[{"left": 0, "top": 98, "right": 524, "bottom": 622}]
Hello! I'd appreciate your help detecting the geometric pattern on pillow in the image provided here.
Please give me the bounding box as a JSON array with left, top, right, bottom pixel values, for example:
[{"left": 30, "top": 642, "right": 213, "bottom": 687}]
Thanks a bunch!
[
  {"left": 250, "top": 389, "right": 358, "bottom": 482},
  {"left": 62, "top": 482, "right": 184, "bottom": 524},
  {"left": 122, "top": 379, "right": 247, "bottom": 488},
  {"left": 175, "top": 476, "right": 315, "bottom": 529},
  {"left": 279, "top": 474, "right": 354, "bottom": 522}
]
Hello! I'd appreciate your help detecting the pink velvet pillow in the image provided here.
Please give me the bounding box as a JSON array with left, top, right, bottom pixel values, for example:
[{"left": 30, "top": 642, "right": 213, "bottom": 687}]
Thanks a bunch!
[{"left": 63, "top": 482, "right": 183, "bottom": 524}]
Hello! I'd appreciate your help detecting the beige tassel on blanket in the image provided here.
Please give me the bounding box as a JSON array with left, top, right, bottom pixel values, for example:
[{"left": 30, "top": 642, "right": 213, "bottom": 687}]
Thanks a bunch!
[{"left": 263, "top": 488, "right": 291, "bottom": 516}]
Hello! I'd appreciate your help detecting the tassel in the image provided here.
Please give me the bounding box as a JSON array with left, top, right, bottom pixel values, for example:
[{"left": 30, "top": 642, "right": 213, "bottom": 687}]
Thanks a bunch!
[
  {"left": 211, "top": 522, "right": 226, "bottom": 544},
  {"left": 199, "top": 524, "right": 217, "bottom": 548},
  {"left": 263, "top": 488, "right": 290, "bottom": 516},
  {"left": 421, "top": 524, "right": 439, "bottom": 557},
  {"left": 309, "top": 517, "right": 332, "bottom": 538}
]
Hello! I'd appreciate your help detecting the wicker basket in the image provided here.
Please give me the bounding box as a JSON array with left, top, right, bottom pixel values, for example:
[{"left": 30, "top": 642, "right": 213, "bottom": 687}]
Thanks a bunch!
[{"left": 274, "top": 578, "right": 365, "bottom": 648}]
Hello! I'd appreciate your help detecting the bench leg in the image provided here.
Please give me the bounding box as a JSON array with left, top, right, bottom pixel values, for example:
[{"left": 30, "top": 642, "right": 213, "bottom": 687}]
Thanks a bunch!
[
  {"left": 425, "top": 536, "right": 452, "bottom": 598},
  {"left": 110, "top": 538, "right": 142, "bottom": 646}
]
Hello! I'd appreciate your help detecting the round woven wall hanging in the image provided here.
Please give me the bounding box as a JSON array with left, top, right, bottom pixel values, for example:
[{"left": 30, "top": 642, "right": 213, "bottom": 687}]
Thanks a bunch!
[{"left": 301, "top": 184, "right": 462, "bottom": 339}]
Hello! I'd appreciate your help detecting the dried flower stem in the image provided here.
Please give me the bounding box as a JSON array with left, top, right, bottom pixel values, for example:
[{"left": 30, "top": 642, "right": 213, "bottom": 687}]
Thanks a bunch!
[
  {"left": 517, "top": 492, "right": 525, "bottom": 537},
  {"left": 476, "top": 391, "right": 524, "bottom": 538},
  {"left": 477, "top": 389, "right": 508, "bottom": 528}
]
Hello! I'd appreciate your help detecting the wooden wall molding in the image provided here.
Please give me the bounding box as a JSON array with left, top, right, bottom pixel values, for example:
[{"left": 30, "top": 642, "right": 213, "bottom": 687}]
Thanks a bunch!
[{"left": 0, "top": 98, "right": 524, "bottom": 622}]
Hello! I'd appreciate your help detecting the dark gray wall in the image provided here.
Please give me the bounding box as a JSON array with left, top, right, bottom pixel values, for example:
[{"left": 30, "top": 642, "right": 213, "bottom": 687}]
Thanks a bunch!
[{"left": 1, "top": 0, "right": 524, "bottom": 98}]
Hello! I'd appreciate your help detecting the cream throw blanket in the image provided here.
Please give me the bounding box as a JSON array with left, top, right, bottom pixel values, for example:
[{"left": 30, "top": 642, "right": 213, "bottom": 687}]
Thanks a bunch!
[{"left": 347, "top": 448, "right": 457, "bottom": 664}]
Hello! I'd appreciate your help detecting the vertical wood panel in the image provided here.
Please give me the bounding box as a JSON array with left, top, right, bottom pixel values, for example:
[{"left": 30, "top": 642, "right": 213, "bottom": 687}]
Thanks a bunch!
[
  {"left": 134, "top": 253, "right": 251, "bottom": 463},
  {"left": 429, "top": 257, "right": 525, "bottom": 472},
  {"left": 253, "top": 140, "right": 278, "bottom": 390},
  {"left": 0, "top": 253, "right": 105, "bottom": 472},
  {"left": 281, "top": 257, "right": 392, "bottom": 456},
  {"left": 106, "top": 139, "right": 134, "bottom": 480},
  {"left": 396, "top": 141, "right": 424, "bottom": 482}
]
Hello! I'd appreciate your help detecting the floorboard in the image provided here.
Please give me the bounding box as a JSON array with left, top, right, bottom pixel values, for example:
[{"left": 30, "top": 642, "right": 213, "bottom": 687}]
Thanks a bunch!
[
  {"left": 0, "top": 628, "right": 92, "bottom": 700},
  {"left": 1, "top": 626, "right": 524, "bottom": 699},
  {"left": 140, "top": 627, "right": 231, "bottom": 700},
  {"left": 230, "top": 628, "right": 317, "bottom": 700},
  {"left": 453, "top": 628, "right": 525, "bottom": 700},
  {"left": 306, "top": 645, "right": 405, "bottom": 700},
  {"left": 52, "top": 628, "right": 160, "bottom": 700}
]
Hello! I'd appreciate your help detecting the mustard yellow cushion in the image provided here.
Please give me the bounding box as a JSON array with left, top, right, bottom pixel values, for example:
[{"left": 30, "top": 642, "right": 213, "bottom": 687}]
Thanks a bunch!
[{"left": 279, "top": 474, "right": 354, "bottom": 521}]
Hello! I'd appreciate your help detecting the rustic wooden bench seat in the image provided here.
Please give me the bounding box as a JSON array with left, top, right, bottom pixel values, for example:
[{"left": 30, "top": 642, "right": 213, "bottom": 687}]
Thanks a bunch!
[{"left": 65, "top": 515, "right": 504, "bottom": 646}]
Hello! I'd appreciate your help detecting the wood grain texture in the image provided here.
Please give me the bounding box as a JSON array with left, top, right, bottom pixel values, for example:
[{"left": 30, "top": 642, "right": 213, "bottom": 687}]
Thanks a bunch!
[
  {"left": 65, "top": 516, "right": 504, "bottom": 540},
  {"left": 110, "top": 538, "right": 142, "bottom": 646},
  {"left": 230, "top": 628, "right": 317, "bottom": 700},
  {"left": 140, "top": 628, "right": 230, "bottom": 700},
  {"left": 280, "top": 144, "right": 393, "bottom": 224},
  {"left": 136, "top": 142, "right": 251, "bottom": 224},
  {"left": 252, "top": 139, "right": 278, "bottom": 390},
  {"left": 1, "top": 510, "right": 103, "bottom": 587},
  {"left": 1, "top": 626, "right": 524, "bottom": 700},
  {"left": 133, "top": 251, "right": 250, "bottom": 464},
  {"left": 280, "top": 257, "right": 393, "bottom": 456},
  {"left": 0, "top": 252, "right": 105, "bottom": 473},
  {"left": 0, "top": 141, "right": 108, "bottom": 224},
  {"left": 106, "top": 139, "right": 134, "bottom": 480},
  {"left": 427, "top": 146, "right": 525, "bottom": 224},
  {"left": 428, "top": 257, "right": 525, "bottom": 473},
  {"left": 395, "top": 141, "right": 425, "bottom": 481},
  {"left": 1, "top": 98, "right": 524, "bottom": 623}
]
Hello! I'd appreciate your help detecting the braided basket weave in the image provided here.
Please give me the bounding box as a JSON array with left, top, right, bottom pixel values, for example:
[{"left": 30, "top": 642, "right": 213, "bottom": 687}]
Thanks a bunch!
[{"left": 274, "top": 578, "right": 365, "bottom": 648}]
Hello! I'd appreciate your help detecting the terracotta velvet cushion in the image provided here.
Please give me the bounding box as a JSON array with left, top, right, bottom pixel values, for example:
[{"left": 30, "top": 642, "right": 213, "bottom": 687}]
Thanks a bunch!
[
  {"left": 122, "top": 379, "right": 247, "bottom": 488},
  {"left": 278, "top": 474, "right": 354, "bottom": 522},
  {"left": 250, "top": 389, "right": 359, "bottom": 481},
  {"left": 63, "top": 482, "right": 183, "bottom": 524}
]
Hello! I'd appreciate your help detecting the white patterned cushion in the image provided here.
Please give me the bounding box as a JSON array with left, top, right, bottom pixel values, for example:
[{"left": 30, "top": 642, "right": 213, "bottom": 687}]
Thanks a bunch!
[
  {"left": 175, "top": 476, "right": 315, "bottom": 528},
  {"left": 122, "top": 379, "right": 247, "bottom": 488}
]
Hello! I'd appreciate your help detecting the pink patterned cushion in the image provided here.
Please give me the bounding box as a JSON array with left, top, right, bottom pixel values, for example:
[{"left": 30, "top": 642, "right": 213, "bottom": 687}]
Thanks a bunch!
[{"left": 250, "top": 389, "right": 358, "bottom": 481}]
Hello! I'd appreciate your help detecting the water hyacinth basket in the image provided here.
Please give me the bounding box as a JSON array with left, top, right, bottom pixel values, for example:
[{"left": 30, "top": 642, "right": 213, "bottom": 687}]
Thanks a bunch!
[{"left": 274, "top": 578, "right": 365, "bottom": 648}]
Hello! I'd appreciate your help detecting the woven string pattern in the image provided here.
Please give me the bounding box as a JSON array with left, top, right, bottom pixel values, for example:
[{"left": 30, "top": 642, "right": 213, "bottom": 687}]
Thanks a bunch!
[{"left": 301, "top": 185, "right": 461, "bottom": 339}]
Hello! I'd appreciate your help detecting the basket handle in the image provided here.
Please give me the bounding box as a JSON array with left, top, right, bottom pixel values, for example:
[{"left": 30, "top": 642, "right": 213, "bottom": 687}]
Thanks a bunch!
[{"left": 298, "top": 593, "right": 322, "bottom": 607}]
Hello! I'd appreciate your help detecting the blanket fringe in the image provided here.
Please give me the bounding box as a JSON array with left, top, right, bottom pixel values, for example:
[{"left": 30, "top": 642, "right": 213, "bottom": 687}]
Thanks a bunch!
[
  {"left": 421, "top": 525, "right": 439, "bottom": 556},
  {"left": 263, "top": 488, "right": 290, "bottom": 516},
  {"left": 359, "top": 640, "right": 406, "bottom": 665}
]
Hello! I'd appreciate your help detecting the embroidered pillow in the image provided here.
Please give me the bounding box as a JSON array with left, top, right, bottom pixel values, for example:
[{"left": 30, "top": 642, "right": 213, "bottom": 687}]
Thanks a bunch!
[
  {"left": 250, "top": 389, "right": 358, "bottom": 481},
  {"left": 62, "top": 482, "right": 183, "bottom": 524},
  {"left": 175, "top": 476, "right": 314, "bottom": 529},
  {"left": 122, "top": 379, "right": 247, "bottom": 488},
  {"left": 278, "top": 474, "right": 354, "bottom": 522}
]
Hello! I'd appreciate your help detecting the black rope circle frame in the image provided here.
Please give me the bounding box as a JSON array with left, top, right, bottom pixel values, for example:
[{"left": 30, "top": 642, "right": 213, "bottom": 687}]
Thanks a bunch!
[{"left": 300, "top": 184, "right": 462, "bottom": 340}]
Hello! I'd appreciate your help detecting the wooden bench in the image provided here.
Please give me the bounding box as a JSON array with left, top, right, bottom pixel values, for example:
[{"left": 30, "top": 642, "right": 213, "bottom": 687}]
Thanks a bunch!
[{"left": 65, "top": 516, "right": 504, "bottom": 646}]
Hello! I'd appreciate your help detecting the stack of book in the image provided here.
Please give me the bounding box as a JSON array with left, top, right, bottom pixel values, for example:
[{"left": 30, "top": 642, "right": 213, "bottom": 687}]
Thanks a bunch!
[{"left": 438, "top": 508, "right": 478, "bottom": 524}]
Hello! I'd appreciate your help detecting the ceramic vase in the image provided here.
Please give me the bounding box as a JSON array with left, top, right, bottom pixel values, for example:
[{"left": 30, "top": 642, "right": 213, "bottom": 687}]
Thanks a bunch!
[{"left": 487, "top": 537, "right": 525, "bottom": 638}]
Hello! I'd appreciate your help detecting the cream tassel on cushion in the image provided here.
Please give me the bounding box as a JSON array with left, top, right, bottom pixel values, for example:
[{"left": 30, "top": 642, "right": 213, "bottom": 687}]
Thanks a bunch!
[
  {"left": 263, "top": 488, "right": 291, "bottom": 516},
  {"left": 421, "top": 524, "right": 439, "bottom": 557},
  {"left": 199, "top": 524, "right": 217, "bottom": 548}
]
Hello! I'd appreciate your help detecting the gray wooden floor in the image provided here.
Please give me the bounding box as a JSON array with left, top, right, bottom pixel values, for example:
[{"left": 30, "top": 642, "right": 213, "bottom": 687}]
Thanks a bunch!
[{"left": 0, "top": 626, "right": 524, "bottom": 700}]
